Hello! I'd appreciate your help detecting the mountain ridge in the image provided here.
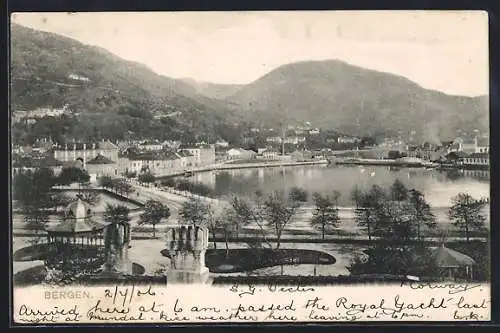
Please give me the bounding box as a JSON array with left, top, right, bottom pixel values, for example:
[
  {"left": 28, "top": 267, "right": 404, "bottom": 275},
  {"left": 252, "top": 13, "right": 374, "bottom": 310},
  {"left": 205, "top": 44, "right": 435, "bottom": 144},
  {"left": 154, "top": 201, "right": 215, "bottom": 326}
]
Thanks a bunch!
[
  {"left": 10, "top": 23, "right": 488, "bottom": 143},
  {"left": 226, "top": 59, "right": 488, "bottom": 142}
]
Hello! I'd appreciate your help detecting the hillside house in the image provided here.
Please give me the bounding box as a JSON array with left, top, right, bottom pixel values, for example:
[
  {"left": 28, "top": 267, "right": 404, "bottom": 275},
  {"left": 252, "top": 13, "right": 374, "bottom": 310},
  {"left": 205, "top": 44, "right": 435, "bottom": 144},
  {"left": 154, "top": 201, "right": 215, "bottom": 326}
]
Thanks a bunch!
[
  {"left": 309, "top": 128, "right": 320, "bottom": 135},
  {"left": 261, "top": 148, "right": 280, "bottom": 160},
  {"left": 162, "top": 140, "right": 182, "bottom": 150},
  {"left": 215, "top": 140, "right": 229, "bottom": 148},
  {"left": 226, "top": 148, "right": 255, "bottom": 160},
  {"left": 284, "top": 136, "right": 306, "bottom": 145},
  {"left": 338, "top": 136, "right": 361, "bottom": 144},
  {"left": 266, "top": 136, "right": 282, "bottom": 144},
  {"left": 137, "top": 140, "right": 163, "bottom": 152}
]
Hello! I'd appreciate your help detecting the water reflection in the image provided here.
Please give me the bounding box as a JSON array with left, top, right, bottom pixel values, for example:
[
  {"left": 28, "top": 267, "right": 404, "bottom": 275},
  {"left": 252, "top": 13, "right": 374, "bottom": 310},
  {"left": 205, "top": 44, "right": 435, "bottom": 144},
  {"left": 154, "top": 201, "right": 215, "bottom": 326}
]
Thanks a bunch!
[{"left": 195, "top": 166, "right": 489, "bottom": 207}]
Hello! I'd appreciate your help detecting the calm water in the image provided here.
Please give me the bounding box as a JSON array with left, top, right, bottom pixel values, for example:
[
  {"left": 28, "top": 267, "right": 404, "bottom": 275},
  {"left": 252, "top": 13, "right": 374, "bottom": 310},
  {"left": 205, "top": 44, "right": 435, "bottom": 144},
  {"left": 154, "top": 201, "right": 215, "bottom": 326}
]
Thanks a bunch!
[{"left": 191, "top": 165, "right": 490, "bottom": 208}]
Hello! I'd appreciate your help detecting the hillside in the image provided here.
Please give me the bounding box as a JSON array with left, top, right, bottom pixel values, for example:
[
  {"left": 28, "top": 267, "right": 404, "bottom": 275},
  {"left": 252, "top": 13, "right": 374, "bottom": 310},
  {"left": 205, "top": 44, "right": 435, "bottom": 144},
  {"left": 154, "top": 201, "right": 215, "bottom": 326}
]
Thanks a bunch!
[
  {"left": 180, "top": 78, "right": 244, "bottom": 100},
  {"left": 228, "top": 60, "right": 489, "bottom": 141},
  {"left": 10, "top": 23, "right": 241, "bottom": 142}
]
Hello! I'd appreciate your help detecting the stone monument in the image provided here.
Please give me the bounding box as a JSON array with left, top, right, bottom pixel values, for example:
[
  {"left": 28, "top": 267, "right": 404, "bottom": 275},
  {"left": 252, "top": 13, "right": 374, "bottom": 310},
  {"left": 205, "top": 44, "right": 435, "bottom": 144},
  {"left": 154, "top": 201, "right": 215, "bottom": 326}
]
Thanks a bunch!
[
  {"left": 101, "top": 220, "right": 132, "bottom": 276},
  {"left": 165, "top": 225, "right": 210, "bottom": 284}
]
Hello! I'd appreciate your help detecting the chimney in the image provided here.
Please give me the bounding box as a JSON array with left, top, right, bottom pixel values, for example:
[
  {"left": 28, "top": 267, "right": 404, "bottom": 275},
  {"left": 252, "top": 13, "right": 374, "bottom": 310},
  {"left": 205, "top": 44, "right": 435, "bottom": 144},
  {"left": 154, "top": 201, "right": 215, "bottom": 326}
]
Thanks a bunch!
[
  {"left": 65, "top": 144, "right": 68, "bottom": 150},
  {"left": 83, "top": 143, "right": 86, "bottom": 150}
]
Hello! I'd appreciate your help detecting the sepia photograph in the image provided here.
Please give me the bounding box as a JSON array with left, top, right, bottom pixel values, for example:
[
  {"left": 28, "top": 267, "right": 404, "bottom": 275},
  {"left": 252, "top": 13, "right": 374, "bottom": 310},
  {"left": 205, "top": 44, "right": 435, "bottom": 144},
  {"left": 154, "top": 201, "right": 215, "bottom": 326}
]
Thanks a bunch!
[{"left": 10, "top": 11, "right": 490, "bottom": 323}]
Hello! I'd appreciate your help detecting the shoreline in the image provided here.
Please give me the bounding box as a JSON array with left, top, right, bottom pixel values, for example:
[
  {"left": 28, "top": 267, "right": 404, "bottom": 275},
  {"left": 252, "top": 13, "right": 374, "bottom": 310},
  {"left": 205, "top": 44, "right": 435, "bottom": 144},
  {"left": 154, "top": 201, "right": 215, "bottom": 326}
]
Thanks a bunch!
[
  {"left": 156, "top": 159, "right": 330, "bottom": 179},
  {"left": 331, "top": 157, "right": 489, "bottom": 170}
]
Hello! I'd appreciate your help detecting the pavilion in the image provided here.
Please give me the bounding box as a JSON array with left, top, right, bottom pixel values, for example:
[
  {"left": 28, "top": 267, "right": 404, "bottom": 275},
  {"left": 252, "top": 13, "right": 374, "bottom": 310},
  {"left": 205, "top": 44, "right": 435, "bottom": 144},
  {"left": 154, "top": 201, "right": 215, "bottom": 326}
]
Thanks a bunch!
[
  {"left": 432, "top": 245, "right": 476, "bottom": 281},
  {"left": 44, "top": 197, "right": 109, "bottom": 276}
]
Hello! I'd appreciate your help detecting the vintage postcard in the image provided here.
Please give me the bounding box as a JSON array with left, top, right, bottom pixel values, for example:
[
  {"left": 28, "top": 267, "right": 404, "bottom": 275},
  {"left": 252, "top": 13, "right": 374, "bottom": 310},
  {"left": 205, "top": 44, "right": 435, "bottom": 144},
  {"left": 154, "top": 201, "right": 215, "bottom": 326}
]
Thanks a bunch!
[{"left": 10, "top": 11, "right": 490, "bottom": 324}]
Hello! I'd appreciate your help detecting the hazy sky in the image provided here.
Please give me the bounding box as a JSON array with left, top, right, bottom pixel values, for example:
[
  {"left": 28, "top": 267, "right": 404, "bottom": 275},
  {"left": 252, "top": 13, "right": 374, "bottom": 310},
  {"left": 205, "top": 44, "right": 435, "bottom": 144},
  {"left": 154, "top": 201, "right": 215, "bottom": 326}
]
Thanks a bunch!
[{"left": 11, "top": 11, "right": 488, "bottom": 96}]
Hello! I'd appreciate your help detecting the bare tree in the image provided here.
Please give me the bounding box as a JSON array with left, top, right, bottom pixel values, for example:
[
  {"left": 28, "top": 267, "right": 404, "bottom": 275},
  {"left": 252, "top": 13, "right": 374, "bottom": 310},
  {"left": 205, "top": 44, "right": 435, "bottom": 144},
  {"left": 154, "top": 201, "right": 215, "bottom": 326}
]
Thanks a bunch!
[
  {"left": 310, "top": 192, "right": 340, "bottom": 240},
  {"left": 354, "top": 185, "right": 387, "bottom": 241},
  {"left": 408, "top": 189, "right": 436, "bottom": 240}
]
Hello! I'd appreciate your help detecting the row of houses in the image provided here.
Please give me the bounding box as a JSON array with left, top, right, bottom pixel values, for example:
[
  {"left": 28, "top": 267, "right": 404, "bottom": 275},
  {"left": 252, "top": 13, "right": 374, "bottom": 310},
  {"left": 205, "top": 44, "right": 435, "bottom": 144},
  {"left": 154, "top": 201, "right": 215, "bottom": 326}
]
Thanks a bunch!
[
  {"left": 12, "top": 140, "right": 217, "bottom": 179},
  {"left": 12, "top": 105, "right": 72, "bottom": 124},
  {"left": 406, "top": 136, "right": 489, "bottom": 162},
  {"left": 444, "top": 151, "right": 490, "bottom": 168}
]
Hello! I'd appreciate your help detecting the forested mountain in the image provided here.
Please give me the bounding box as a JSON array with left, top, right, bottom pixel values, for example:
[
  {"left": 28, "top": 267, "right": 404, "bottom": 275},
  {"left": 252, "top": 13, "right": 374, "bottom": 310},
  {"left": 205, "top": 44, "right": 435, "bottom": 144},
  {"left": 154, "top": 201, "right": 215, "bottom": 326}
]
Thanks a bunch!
[
  {"left": 10, "top": 23, "right": 241, "bottom": 143},
  {"left": 11, "top": 24, "right": 488, "bottom": 145},
  {"left": 179, "top": 78, "right": 244, "bottom": 100},
  {"left": 227, "top": 60, "right": 488, "bottom": 142}
]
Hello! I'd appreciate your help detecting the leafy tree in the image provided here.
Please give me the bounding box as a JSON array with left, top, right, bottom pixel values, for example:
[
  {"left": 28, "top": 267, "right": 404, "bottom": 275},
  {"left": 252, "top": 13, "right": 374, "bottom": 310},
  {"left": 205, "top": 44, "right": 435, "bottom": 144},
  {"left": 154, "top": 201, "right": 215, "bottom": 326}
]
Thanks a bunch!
[
  {"left": 310, "top": 192, "right": 340, "bottom": 240},
  {"left": 288, "top": 186, "right": 308, "bottom": 203},
  {"left": 347, "top": 244, "right": 436, "bottom": 277},
  {"left": 387, "top": 150, "right": 401, "bottom": 159},
  {"left": 331, "top": 190, "right": 341, "bottom": 208},
  {"left": 112, "top": 179, "right": 133, "bottom": 197},
  {"left": 78, "top": 191, "right": 101, "bottom": 206},
  {"left": 56, "top": 167, "right": 90, "bottom": 186},
  {"left": 408, "top": 189, "right": 436, "bottom": 240},
  {"left": 448, "top": 193, "right": 488, "bottom": 242},
  {"left": 137, "top": 171, "right": 156, "bottom": 186},
  {"left": 13, "top": 168, "right": 55, "bottom": 215},
  {"left": 50, "top": 193, "right": 73, "bottom": 211},
  {"left": 161, "top": 177, "right": 176, "bottom": 188},
  {"left": 104, "top": 204, "right": 131, "bottom": 225},
  {"left": 381, "top": 200, "right": 418, "bottom": 242},
  {"left": 139, "top": 200, "right": 171, "bottom": 238},
  {"left": 99, "top": 175, "right": 114, "bottom": 189},
  {"left": 124, "top": 170, "right": 137, "bottom": 179},
  {"left": 354, "top": 185, "right": 387, "bottom": 241},
  {"left": 390, "top": 179, "right": 408, "bottom": 201},
  {"left": 179, "top": 198, "right": 211, "bottom": 228},
  {"left": 350, "top": 185, "right": 364, "bottom": 209}
]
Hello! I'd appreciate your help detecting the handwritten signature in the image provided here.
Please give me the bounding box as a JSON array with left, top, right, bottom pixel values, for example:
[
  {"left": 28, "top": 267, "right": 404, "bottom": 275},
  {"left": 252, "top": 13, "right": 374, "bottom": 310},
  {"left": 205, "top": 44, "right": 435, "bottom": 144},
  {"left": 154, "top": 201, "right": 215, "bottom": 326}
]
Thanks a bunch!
[{"left": 229, "top": 282, "right": 315, "bottom": 297}]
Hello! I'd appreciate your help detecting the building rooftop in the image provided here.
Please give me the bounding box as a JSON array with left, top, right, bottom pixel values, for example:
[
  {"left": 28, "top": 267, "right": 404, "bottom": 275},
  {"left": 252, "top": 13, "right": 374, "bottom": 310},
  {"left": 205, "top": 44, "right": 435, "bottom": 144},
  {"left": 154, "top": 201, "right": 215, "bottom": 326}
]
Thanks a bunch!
[
  {"left": 433, "top": 245, "right": 476, "bottom": 267},
  {"left": 468, "top": 152, "right": 489, "bottom": 159},
  {"left": 477, "top": 137, "right": 489, "bottom": 147},
  {"left": 54, "top": 140, "right": 118, "bottom": 150},
  {"left": 87, "top": 154, "right": 116, "bottom": 165}
]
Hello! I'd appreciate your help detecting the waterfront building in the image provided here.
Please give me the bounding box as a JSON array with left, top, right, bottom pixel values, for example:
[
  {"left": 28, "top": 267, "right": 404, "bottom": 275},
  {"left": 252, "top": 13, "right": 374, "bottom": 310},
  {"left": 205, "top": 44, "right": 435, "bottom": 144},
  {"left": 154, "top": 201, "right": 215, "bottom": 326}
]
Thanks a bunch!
[
  {"left": 462, "top": 152, "right": 489, "bottom": 167},
  {"left": 53, "top": 140, "right": 119, "bottom": 167},
  {"left": 86, "top": 154, "right": 118, "bottom": 178},
  {"left": 475, "top": 137, "right": 489, "bottom": 153},
  {"left": 127, "top": 151, "right": 184, "bottom": 176}
]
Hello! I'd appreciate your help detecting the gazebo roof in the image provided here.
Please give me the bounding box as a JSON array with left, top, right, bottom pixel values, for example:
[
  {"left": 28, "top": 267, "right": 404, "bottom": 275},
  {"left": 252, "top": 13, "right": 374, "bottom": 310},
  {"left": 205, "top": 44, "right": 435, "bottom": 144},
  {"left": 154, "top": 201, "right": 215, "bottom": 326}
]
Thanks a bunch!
[
  {"left": 433, "top": 245, "right": 476, "bottom": 267},
  {"left": 87, "top": 154, "right": 115, "bottom": 165},
  {"left": 45, "top": 198, "right": 109, "bottom": 234}
]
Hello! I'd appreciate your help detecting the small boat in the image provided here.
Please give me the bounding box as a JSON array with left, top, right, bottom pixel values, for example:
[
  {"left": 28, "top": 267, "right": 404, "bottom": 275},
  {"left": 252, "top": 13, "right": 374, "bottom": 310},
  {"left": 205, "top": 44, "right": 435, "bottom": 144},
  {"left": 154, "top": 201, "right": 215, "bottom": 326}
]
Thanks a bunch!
[{"left": 183, "top": 171, "right": 193, "bottom": 177}]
